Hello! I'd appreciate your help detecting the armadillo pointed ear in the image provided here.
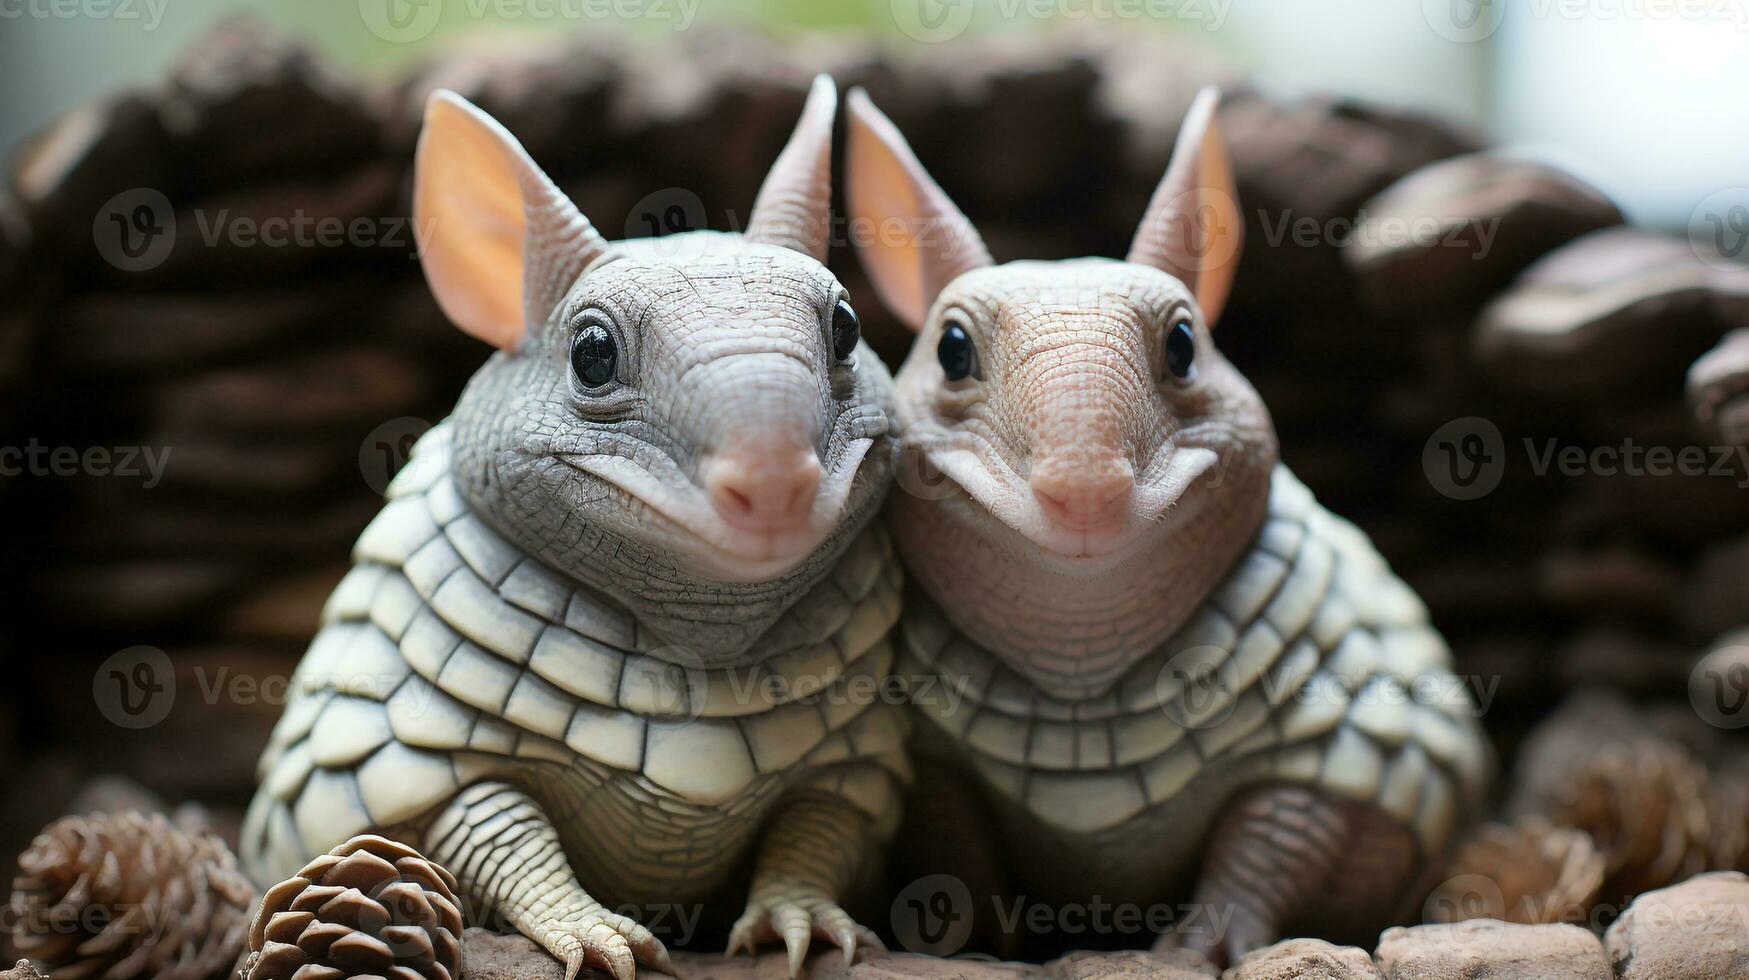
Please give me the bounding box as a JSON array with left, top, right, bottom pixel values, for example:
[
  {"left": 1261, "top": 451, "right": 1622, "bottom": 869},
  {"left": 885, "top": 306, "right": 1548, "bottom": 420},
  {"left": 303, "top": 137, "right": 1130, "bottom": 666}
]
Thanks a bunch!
[
  {"left": 745, "top": 74, "right": 837, "bottom": 263},
  {"left": 1126, "top": 87, "right": 1243, "bottom": 329},
  {"left": 846, "top": 88, "right": 992, "bottom": 333},
  {"left": 414, "top": 89, "right": 611, "bottom": 350}
]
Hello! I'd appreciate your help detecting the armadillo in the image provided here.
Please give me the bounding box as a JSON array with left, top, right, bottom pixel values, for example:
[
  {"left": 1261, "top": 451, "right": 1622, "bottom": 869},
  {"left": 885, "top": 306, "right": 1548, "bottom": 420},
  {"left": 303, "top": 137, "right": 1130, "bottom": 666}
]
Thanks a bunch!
[
  {"left": 241, "top": 76, "right": 908, "bottom": 980},
  {"left": 844, "top": 87, "right": 1491, "bottom": 965}
]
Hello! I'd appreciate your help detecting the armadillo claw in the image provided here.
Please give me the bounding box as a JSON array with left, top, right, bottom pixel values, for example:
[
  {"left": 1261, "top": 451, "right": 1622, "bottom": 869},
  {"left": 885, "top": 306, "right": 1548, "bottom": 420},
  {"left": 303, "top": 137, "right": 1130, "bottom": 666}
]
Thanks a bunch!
[
  {"left": 726, "top": 897, "right": 884, "bottom": 977},
  {"left": 547, "top": 910, "right": 675, "bottom": 980}
]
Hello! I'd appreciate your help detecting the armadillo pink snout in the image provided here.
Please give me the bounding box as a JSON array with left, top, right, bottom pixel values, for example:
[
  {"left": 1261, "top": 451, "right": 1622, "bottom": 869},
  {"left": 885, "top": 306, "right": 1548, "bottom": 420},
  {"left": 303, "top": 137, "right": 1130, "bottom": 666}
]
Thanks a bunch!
[
  {"left": 1030, "top": 457, "right": 1134, "bottom": 531},
  {"left": 702, "top": 446, "right": 822, "bottom": 532}
]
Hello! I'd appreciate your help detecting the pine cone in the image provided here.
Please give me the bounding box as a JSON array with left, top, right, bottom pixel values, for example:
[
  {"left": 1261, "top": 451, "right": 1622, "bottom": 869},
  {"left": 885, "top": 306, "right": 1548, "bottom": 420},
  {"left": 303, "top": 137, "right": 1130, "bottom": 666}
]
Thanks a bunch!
[
  {"left": 241, "top": 835, "right": 463, "bottom": 980},
  {"left": 1427, "top": 818, "right": 1605, "bottom": 925},
  {"left": 1541, "top": 737, "right": 1712, "bottom": 899},
  {"left": 8, "top": 811, "right": 257, "bottom": 980}
]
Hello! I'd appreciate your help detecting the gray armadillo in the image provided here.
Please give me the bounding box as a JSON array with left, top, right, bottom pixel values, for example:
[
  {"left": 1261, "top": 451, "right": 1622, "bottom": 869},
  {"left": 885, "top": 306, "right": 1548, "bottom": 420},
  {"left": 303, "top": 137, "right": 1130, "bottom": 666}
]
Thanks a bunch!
[
  {"left": 845, "top": 87, "right": 1490, "bottom": 965},
  {"left": 241, "top": 76, "right": 908, "bottom": 980}
]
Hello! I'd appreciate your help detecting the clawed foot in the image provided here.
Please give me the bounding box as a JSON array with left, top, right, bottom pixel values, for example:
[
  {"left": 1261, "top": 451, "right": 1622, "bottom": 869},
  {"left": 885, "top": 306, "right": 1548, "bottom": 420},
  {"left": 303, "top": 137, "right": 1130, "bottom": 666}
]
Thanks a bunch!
[
  {"left": 543, "top": 908, "right": 675, "bottom": 980},
  {"left": 727, "top": 894, "right": 885, "bottom": 977}
]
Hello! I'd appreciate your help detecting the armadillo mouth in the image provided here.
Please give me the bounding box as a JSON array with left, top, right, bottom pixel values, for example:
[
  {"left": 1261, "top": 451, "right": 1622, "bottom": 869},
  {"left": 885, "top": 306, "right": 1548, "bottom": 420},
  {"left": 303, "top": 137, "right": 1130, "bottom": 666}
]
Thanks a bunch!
[
  {"left": 558, "top": 434, "right": 875, "bottom": 582},
  {"left": 916, "top": 436, "right": 1221, "bottom": 563}
]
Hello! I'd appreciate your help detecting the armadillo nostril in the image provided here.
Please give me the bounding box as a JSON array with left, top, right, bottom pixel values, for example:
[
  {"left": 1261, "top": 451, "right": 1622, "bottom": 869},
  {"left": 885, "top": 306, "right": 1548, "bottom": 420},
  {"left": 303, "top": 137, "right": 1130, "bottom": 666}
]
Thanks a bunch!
[
  {"left": 702, "top": 448, "right": 822, "bottom": 533},
  {"left": 1029, "top": 458, "right": 1135, "bottom": 530}
]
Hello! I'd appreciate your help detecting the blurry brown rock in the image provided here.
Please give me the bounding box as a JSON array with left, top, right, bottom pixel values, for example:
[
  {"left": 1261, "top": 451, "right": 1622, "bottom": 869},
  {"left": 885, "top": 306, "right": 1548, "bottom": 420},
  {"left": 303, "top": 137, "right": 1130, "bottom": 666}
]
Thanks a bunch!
[
  {"left": 8, "top": 811, "right": 256, "bottom": 980},
  {"left": 242, "top": 835, "right": 463, "bottom": 980},
  {"left": 1346, "top": 153, "right": 1621, "bottom": 321},
  {"left": 50, "top": 285, "right": 386, "bottom": 376},
  {"left": 1554, "top": 630, "right": 1694, "bottom": 702},
  {"left": 1605, "top": 871, "right": 1749, "bottom": 979},
  {"left": 1474, "top": 228, "right": 1749, "bottom": 401},
  {"left": 1680, "top": 535, "right": 1749, "bottom": 640},
  {"left": 1042, "top": 949, "right": 1213, "bottom": 979},
  {"left": 1538, "top": 546, "right": 1681, "bottom": 619},
  {"left": 1226, "top": 938, "right": 1380, "bottom": 979},
  {"left": 1689, "top": 328, "right": 1749, "bottom": 446},
  {"left": 142, "top": 163, "right": 407, "bottom": 288},
  {"left": 7, "top": 93, "right": 176, "bottom": 264},
  {"left": 1219, "top": 94, "right": 1478, "bottom": 330},
  {"left": 148, "top": 344, "right": 427, "bottom": 438},
  {"left": 1704, "top": 760, "right": 1749, "bottom": 874},
  {"left": 1425, "top": 818, "right": 1603, "bottom": 926},
  {"left": 160, "top": 16, "right": 381, "bottom": 191},
  {"left": 1374, "top": 921, "right": 1609, "bottom": 979}
]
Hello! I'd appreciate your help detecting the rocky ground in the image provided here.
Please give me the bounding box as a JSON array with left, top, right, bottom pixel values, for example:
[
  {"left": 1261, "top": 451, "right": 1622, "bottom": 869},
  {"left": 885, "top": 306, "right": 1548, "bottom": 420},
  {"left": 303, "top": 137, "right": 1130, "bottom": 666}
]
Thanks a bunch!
[{"left": 452, "top": 870, "right": 1749, "bottom": 979}]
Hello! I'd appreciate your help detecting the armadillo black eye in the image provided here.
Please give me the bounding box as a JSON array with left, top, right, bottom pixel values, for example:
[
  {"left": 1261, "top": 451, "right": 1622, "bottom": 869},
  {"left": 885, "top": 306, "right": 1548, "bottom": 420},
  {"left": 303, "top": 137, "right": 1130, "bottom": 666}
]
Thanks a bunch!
[
  {"left": 1165, "top": 317, "right": 1196, "bottom": 381},
  {"left": 571, "top": 323, "right": 618, "bottom": 391},
  {"left": 937, "top": 320, "right": 978, "bottom": 382},
  {"left": 831, "top": 299, "right": 860, "bottom": 363}
]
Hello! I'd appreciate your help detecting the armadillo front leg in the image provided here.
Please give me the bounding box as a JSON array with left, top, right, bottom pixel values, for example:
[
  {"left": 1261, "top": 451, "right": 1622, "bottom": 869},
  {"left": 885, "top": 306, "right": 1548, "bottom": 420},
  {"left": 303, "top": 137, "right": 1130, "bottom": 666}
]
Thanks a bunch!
[
  {"left": 1159, "top": 782, "right": 1416, "bottom": 969},
  {"left": 423, "top": 783, "right": 674, "bottom": 980},
  {"left": 728, "top": 788, "right": 887, "bottom": 976}
]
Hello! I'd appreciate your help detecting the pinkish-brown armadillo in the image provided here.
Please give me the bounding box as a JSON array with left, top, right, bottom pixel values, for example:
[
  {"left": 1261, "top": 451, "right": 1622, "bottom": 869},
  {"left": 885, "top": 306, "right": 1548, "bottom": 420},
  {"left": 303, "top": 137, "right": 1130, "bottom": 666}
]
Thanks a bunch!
[
  {"left": 241, "top": 76, "right": 908, "bottom": 980},
  {"left": 845, "top": 87, "right": 1491, "bottom": 965}
]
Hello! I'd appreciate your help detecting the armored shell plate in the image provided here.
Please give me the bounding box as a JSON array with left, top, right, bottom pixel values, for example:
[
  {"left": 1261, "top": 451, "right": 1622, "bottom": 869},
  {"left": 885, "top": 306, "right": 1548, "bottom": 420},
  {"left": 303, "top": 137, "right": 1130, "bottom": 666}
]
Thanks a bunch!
[
  {"left": 242, "top": 424, "right": 910, "bottom": 903},
  {"left": 900, "top": 467, "right": 1490, "bottom": 860}
]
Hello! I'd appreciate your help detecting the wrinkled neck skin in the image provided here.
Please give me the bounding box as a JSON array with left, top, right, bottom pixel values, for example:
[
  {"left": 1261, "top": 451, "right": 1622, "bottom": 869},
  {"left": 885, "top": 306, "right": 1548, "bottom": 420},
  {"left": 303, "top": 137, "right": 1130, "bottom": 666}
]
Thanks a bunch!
[
  {"left": 892, "top": 470, "right": 1266, "bottom": 698},
  {"left": 446, "top": 232, "right": 895, "bottom": 663},
  {"left": 453, "top": 400, "right": 889, "bottom": 660},
  {"left": 888, "top": 259, "right": 1277, "bottom": 699}
]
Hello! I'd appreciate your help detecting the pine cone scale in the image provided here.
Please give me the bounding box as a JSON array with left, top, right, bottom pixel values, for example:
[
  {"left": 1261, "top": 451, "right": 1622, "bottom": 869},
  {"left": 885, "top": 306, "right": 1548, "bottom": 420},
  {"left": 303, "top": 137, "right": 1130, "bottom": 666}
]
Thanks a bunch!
[
  {"left": 242, "top": 836, "right": 462, "bottom": 980},
  {"left": 7, "top": 812, "right": 256, "bottom": 980}
]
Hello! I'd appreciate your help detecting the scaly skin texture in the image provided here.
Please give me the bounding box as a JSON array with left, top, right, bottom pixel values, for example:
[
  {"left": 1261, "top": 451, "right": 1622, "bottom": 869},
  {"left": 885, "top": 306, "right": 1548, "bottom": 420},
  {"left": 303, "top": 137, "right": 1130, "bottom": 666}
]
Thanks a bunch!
[
  {"left": 242, "top": 77, "right": 905, "bottom": 980},
  {"left": 848, "top": 87, "right": 1490, "bottom": 966}
]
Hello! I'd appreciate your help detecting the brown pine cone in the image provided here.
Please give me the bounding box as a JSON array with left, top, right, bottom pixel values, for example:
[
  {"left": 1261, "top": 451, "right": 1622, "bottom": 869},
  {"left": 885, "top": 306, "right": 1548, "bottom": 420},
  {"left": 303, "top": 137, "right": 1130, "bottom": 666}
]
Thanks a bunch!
[
  {"left": 1541, "top": 737, "right": 1712, "bottom": 900},
  {"left": 8, "top": 811, "right": 257, "bottom": 980},
  {"left": 1427, "top": 818, "right": 1605, "bottom": 925},
  {"left": 241, "top": 835, "right": 463, "bottom": 980}
]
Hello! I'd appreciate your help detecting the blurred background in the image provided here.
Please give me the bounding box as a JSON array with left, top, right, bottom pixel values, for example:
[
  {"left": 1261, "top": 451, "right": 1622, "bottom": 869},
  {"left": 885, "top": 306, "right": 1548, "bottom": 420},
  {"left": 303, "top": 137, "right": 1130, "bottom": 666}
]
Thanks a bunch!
[
  {"left": 6, "top": 0, "right": 1749, "bottom": 225},
  {"left": 2, "top": 0, "right": 1749, "bottom": 962}
]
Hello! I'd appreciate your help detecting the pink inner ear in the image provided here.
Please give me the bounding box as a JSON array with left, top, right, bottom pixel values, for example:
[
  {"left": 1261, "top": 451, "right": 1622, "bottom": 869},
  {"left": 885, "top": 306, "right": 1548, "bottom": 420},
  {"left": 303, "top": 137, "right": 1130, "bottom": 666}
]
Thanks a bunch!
[
  {"left": 413, "top": 90, "right": 609, "bottom": 351},
  {"left": 845, "top": 88, "right": 992, "bottom": 333},
  {"left": 414, "top": 93, "right": 534, "bottom": 351}
]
